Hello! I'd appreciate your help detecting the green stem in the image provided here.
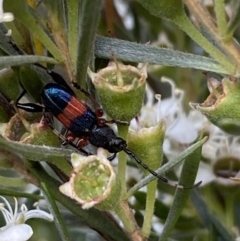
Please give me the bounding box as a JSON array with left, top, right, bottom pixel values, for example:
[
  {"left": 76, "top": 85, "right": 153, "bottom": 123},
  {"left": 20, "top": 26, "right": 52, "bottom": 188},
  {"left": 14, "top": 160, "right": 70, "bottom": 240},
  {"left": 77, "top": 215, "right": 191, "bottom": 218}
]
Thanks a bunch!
[
  {"left": 114, "top": 201, "right": 137, "bottom": 233},
  {"left": 117, "top": 125, "right": 129, "bottom": 195},
  {"left": 141, "top": 180, "right": 158, "bottom": 238},
  {"left": 114, "top": 201, "right": 146, "bottom": 241}
]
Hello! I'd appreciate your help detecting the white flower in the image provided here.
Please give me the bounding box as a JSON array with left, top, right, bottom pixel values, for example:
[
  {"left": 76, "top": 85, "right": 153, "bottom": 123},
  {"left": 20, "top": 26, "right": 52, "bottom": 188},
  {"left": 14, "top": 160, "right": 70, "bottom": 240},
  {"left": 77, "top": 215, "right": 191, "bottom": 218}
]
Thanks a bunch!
[
  {"left": 0, "top": 196, "right": 54, "bottom": 241},
  {"left": 159, "top": 77, "right": 198, "bottom": 144},
  {"left": 130, "top": 84, "right": 156, "bottom": 129},
  {"left": 0, "top": 0, "right": 14, "bottom": 22},
  {"left": 195, "top": 124, "right": 240, "bottom": 186},
  {"left": 113, "top": 0, "right": 134, "bottom": 30},
  {"left": 132, "top": 77, "right": 199, "bottom": 144}
]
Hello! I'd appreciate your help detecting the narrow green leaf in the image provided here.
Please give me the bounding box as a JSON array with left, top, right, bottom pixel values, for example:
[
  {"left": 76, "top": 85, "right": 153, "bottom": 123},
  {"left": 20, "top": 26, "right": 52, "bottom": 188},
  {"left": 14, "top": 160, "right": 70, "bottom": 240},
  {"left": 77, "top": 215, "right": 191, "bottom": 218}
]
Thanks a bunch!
[
  {"left": 0, "top": 136, "right": 72, "bottom": 175},
  {"left": 0, "top": 30, "right": 24, "bottom": 55},
  {"left": 214, "top": 0, "right": 228, "bottom": 38},
  {"left": 67, "top": 0, "right": 80, "bottom": 69},
  {"left": 18, "top": 64, "right": 53, "bottom": 102},
  {"left": 76, "top": 0, "right": 104, "bottom": 86},
  {"left": 43, "top": 0, "right": 67, "bottom": 29},
  {"left": 95, "top": 36, "right": 230, "bottom": 74},
  {"left": 137, "top": 0, "right": 184, "bottom": 21},
  {"left": 0, "top": 176, "right": 26, "bottom": 187},
  {"left": 41, "top": 182, "right": 71, "bottom": 241},
  {"left": 4, "top": 0, "right": 64, "bottom": 61},
  {"left": 135, "top": 191, "right": 199, "bottom": 230},
  {"left": 158, "top": 135, "right": 203, "bottom": 241},
  {"left": 19, "top": 65, "right": 45, "bottom": 103},
  {"left": 191, "top": 190, "right": 235, "bottom": 241},
  {"left": 226, "top": 1, "right": 240, "bottom": 39},
  {"left": 137, "top": 0, "right": 237, "bottom": 74},
  {"left": 0, "top": 188, "right": 43, "bottom": 200},
  {"left": 0, "top": 136, "right": 71, "bottom": 160},
  {"left": 127, "top": 136, "right": 207, "bottom": 198},
  {"left": 0, "top": 55, "right": 57, "bottom": 68}
]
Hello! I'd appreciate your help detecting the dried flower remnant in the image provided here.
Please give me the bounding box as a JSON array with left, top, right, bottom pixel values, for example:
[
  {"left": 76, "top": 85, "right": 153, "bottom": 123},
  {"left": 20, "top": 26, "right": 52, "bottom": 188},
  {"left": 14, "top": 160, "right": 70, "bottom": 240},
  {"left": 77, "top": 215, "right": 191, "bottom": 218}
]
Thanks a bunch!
[
  {"left": 60, "top": 149, "right": 121, "bottom": 210},
  {"left": 190, "top": 76, "right": 240, "bottom": 135}
]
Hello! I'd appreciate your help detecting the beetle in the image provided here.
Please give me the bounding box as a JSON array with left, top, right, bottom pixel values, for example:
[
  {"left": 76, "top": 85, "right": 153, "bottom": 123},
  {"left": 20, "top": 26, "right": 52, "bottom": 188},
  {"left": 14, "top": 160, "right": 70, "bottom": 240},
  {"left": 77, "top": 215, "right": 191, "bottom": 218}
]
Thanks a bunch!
[{"left": 16, "top": 71, "right": 201, "bottom": 189}]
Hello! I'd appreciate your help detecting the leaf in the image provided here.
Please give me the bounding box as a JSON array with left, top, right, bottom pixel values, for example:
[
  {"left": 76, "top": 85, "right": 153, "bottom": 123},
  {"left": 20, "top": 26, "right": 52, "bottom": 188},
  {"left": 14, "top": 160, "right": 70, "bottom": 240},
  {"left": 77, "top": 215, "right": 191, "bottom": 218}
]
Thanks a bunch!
[
  {"left": 67, "top": 0, "right": 80, "bottom": 70},
  {"left": 0, "top": 176, "right": 26, "bottom": 188},
  {"left": 4, "top": 0, "right": 63, "bottom": 61},
  {"left": 158, "top": 135, "right": 203, "bottom": 241},
  {"left": 136, "top": 0, "right": 237, "bottom": 74},
  {"left": 191, "top": 190, "right": 235, "bottom": 241},
  {"left": 95, "top": 36, "right": 230, "bottom": 74},
  {"left": 76, "top": 0, "right": 104, "bottom": 86},
  {"left": 0, "top": 136, "right": 72, "bottom": 175},
  {"left": 134, "top": 191, "right": 199, "bottom": 230},
  {"left": 137, "top": 0, "right": 184, "bottom": 21},
  {"left": 41, "top": 182, "right": 71, "bottom": 241},
  {"left": 0, "top": 55, "right": 57, "bottom": 68},
  {"left": 0, "top": 188, "right": 42, "bottom": 200}
]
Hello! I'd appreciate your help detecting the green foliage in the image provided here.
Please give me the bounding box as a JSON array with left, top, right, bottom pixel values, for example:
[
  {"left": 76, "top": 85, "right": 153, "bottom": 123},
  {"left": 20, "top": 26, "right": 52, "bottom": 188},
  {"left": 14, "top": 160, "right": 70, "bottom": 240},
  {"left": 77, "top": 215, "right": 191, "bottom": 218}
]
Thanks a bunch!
[{"left": 0, "top": 1, "right": 240, "bottom": 241}]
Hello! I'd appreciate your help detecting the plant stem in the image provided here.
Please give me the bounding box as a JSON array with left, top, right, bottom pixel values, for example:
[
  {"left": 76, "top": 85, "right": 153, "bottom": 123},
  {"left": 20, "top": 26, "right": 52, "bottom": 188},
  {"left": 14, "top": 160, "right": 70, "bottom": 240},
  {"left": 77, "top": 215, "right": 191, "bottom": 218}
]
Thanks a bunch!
[
  {"left": 114, "top": 201, "right": 145, "bottom": 241},
  {"left": 141, "top": 180, "right": 158, "bottom": 238},
  {"left": 114, "top": 201, "right": 136, "bottom": 233},
  {"left": 117, "top": 124, "right": 128, "bottom": 195}
]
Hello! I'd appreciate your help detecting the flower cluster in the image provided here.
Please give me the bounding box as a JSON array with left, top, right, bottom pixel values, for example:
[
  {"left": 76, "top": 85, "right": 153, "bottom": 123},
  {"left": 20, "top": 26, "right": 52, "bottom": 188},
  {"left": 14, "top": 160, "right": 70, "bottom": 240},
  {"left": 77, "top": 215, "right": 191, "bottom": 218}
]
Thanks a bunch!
[{"left": 132, "top": 75, "right": 240, "bottom": 187}]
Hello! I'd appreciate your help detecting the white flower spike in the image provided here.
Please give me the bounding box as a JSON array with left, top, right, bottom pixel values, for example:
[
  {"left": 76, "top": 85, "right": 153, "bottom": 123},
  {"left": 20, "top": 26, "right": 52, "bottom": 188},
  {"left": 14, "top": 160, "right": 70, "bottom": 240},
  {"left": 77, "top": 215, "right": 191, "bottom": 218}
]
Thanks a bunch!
[
  {"left": 0, "top": 0, "right": 14, "bottom": 23},
  {"left": 0, "top": 196, "right": 53, "bottom": 241}
]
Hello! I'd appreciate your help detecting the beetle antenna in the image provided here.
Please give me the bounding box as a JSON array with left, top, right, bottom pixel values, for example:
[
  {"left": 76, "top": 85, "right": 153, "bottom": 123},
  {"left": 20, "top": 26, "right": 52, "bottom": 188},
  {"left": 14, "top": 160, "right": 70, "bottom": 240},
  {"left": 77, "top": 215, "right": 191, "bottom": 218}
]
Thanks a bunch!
[{"left": 122, "top": 147, "right": 202, "bottom": 189}]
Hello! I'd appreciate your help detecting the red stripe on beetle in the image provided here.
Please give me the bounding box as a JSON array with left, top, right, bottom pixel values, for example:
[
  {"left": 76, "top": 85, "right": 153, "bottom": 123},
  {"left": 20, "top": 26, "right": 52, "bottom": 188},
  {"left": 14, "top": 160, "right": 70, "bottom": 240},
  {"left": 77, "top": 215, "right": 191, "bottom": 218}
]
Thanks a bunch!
[{"left": 56, "top": 97, "right": 88, "bottom": 128}]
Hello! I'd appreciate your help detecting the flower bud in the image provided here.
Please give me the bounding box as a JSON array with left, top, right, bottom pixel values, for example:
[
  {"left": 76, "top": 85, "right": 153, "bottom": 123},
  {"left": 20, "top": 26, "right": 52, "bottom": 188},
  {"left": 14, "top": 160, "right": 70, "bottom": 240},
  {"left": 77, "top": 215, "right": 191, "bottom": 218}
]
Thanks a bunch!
[
  {"left": 59, "top": 149, "right": 121, "bottom": 210},
  {"left": 190, "top": 76, "right": 240, "bottom": 135},
  {"left": 88, "top": 61, "right": 147, "bottom": 122},
  {"left": 0, "top": 68, "right": 20, "bottom": 100},
  {"left": 127, "top": 121, "right": 165, "bottom": 172}
]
